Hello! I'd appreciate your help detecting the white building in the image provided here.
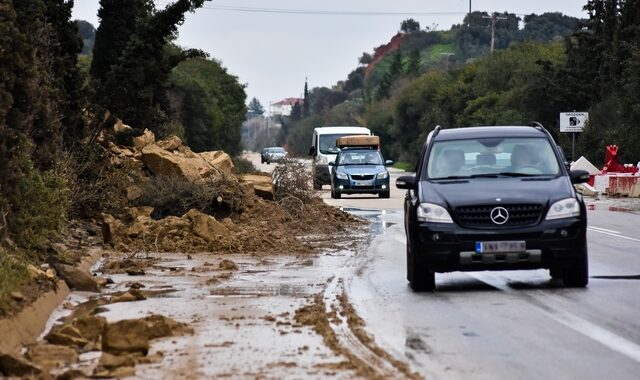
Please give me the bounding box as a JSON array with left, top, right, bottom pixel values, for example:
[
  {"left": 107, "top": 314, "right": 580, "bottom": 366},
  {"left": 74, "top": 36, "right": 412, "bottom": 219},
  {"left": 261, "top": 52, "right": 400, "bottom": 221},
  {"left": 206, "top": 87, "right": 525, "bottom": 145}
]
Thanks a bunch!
[{"left": 270, "top": 97, "right": 303, "bottom": 116}]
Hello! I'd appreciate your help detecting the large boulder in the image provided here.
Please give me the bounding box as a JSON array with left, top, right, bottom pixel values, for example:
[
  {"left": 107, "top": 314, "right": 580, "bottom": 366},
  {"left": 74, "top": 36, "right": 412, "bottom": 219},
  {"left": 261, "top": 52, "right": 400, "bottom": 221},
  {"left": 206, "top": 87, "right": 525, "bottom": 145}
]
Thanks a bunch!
[
  {"left": 27, "top": 344, "right": 78, "bottom": 370},
  {"left": 141, "top": 143, "right": 211, "bottom": 179},
  {"left": 102, "top": 319, "right": 150, "bottom": 355},
  {"left": 132, "top": 128, "right": 155, "bottom": 151},
  {"left": 0, "top": 352, "right": 41, "bottom": 377},
  {"left": 183, "top": 209, "right": 230, "bottom": 242},
  {"left": 199, "top": 151, "right": 235, "bottom": 173},
  {"left": 55, "top": 265, "right": 99, "bottom": 293},
  {"left": 102, "top": 213, "right": 127, "bottom": 245},
  {"left": 241, "top": 173, "right": 274, "bottom": 200}
]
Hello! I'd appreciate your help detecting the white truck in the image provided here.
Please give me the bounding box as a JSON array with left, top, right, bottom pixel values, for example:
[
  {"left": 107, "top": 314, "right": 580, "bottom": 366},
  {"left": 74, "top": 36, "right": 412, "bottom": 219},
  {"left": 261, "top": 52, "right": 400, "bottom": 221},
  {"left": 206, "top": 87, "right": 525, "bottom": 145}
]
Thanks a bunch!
[{"left": 308, "top": 126, "right": 372, "bottom": 189}]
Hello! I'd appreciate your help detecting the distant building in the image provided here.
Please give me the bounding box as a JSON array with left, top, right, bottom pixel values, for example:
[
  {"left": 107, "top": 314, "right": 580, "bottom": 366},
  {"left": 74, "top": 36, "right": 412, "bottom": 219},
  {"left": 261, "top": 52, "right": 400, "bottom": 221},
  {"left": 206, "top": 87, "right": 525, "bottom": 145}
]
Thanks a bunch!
[{"left": 270, "top": 97, "right": 303, "bottom": 116}]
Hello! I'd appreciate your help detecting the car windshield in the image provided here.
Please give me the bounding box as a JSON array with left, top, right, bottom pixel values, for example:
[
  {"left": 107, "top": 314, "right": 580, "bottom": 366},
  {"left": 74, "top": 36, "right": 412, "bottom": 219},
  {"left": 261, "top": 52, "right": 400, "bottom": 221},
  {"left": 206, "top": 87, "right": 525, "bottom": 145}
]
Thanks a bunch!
[
  {"left": 319, "top": 133, "right": 365, "bottom": 154},
  {"left": 424, "top": 137, "right": 561, "bottom": 180},
  {"left": 269, "top": 148, "right": 285, "bottom": 154},
  {"left": 337, "top": 150, "right": 383, "bottom": 165}
]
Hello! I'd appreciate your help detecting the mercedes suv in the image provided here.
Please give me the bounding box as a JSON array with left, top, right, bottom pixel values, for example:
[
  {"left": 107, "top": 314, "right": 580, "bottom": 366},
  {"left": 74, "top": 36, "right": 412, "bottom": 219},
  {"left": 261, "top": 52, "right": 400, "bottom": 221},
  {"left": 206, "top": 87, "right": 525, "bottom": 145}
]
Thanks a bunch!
[{"left": 396, "top": 124, "right": 590, "bottom": 291}]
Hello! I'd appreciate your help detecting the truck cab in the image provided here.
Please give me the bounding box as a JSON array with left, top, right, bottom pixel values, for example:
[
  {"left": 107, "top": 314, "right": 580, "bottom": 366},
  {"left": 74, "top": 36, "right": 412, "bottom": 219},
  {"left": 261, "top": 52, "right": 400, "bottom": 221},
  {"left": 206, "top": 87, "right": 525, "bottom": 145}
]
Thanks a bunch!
[{"left": 308, "top": 126, "right": 372, "bottom": 190}]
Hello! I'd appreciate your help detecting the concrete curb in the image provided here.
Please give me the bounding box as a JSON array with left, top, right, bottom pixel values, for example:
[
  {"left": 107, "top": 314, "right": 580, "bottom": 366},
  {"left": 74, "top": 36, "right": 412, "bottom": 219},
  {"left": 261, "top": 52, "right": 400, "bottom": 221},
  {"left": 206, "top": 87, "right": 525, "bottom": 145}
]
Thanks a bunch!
[{"left": 0, "top": 248, "right": 102, "bottom": 354}]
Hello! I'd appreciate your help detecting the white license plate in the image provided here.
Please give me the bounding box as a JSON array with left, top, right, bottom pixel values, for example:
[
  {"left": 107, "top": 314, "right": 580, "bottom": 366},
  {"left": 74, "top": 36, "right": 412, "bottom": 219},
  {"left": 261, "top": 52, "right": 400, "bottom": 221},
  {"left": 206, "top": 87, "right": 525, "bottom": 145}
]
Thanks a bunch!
[
  {"left": 354, "top": 180, "right": 373, "bottom": 186},
  {"left": 475, "top": 241, "right": 526, "bottom": 254}
]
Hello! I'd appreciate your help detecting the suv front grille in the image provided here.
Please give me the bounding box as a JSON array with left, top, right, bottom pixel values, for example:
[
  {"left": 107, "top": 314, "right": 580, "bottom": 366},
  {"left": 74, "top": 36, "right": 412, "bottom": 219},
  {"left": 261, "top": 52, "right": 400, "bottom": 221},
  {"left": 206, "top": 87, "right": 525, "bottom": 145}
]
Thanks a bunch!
[
  {"left": 350, "top": 174, "right": 375, "bottom": 180},
  {"left": 455, "top": 204, "right": 544, "bottom": 228}
]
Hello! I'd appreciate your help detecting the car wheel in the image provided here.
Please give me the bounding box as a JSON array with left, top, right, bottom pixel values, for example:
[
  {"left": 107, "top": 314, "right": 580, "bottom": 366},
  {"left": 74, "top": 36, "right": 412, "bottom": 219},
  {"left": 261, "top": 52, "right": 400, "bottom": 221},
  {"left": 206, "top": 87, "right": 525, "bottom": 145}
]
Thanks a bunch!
[
  {"left": 331, "top": 188, "right": 341, "bottom": 199},
  {"left": 407, "top": 237, "right": 435, "bottom": 291},
  {"left": 379, "top": 190, "right": 390, "bottom": 199},
  {"left": 562, "top": 243, "right": 589, "bottom": 288}
]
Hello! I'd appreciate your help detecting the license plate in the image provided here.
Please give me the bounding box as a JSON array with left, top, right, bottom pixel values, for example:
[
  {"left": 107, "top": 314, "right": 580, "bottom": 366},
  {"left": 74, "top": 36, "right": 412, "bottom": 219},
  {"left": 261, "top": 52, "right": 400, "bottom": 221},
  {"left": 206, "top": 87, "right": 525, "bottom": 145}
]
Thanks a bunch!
[
  {"left": 475, "top": 241, "right": 526, "bottom": 254},
  {"left": 354, "top": 180, "right": 373, "bottom": 186}
]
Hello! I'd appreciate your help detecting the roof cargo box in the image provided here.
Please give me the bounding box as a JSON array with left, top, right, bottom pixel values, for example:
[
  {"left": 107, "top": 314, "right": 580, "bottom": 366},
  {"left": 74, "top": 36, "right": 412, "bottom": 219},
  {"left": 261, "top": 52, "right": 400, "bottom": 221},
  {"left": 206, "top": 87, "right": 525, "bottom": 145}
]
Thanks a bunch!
[{"left": 336, "top": 135, "right": 380, "bottom": 149}]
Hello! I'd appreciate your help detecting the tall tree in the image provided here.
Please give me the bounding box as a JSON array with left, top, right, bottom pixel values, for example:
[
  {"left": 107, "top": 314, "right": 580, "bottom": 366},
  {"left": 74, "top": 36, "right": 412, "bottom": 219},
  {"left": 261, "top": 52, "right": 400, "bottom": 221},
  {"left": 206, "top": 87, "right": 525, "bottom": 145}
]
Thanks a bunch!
[
  {"left": 247, "top": 97, "right": 264, "bottom": 118},
  {"left": 303, "top": 79, "right": 310, "bottom": 117},
  {"left": 400, "top": 18, "right": 420, "bottom": 33},
  {"left": 406, "top": 48, "right": 421, "bottom": 76}
]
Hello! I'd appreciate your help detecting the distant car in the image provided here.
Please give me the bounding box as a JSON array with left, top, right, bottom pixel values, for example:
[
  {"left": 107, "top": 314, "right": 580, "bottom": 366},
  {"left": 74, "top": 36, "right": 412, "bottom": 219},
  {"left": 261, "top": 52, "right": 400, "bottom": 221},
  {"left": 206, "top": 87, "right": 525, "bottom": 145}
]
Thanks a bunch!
[
  {"left": 329, "top": 148, "right": 393, "bottom": 199},
  {"left": 396, "top": 124, "right": 590, "bottom": 291},
  {"left": 261, "top": 147, "right": 287, "bottom": 164}
]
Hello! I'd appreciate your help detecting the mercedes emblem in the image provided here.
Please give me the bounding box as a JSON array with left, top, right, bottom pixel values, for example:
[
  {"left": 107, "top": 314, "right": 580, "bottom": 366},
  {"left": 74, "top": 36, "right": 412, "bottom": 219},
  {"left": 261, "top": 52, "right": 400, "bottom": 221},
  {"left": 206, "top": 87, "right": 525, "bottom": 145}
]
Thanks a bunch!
[{"left": 490, "top": 207, "right": 509, "bottom": 225}]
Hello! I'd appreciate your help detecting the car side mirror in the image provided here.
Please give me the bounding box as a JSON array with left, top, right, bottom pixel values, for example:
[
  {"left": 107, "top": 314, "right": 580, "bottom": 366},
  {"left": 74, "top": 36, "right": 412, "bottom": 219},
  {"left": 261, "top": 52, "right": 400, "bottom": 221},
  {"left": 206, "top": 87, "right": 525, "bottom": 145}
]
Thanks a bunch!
[
  {"left": 396, "top": 175, "right": 416, "bottom": 189},
  {"left": 385, "top": 160, "right": 394, "bottom": 166},
  {"left": 309, "top": 146, "right": 316, "bottom": 156},
  {"left": 328, "top": 161, "right": 335, "bottom": 166},
  {"left": 570, "top": 169, "right": 590, "bottom": 184}
]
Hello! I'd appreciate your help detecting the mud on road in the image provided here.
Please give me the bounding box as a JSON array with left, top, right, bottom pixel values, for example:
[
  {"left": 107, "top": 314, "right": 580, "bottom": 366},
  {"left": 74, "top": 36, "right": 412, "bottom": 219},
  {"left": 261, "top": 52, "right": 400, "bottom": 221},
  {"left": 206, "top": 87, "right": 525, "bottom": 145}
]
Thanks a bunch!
[{"left": 13, "top": 209, "right": 419, "bottom": 379}]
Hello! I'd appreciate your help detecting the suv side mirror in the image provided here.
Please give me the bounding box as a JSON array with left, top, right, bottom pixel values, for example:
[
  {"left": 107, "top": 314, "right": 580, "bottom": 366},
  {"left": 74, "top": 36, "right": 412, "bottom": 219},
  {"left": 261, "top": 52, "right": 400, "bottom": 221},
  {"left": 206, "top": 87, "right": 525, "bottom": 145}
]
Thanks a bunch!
[
  {"left": 309, "top": 146, "right": 316, "bottom": 156},
  {"left": 385, "top": 160, "right": 394, "bottom": 166},
  {"left": 396, "top": 175, "right": 416, "bottom": 189},
  {"left": 570, "top": 169, "right": 590, "bottom": 184}
]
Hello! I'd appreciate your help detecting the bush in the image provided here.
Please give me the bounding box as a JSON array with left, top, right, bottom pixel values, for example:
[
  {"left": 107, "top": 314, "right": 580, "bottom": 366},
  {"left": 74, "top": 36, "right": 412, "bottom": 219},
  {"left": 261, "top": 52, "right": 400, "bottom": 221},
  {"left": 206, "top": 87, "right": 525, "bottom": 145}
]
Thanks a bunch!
[
  {"left": 0, "top": 253, "right": 29, "bottom": 316},
  {"left": 6, "top": 164, "right": 69, "bottom": 250},
  {"left": 134, "top": 172, "right": 249, "bottom": 220},
  {"left": 272, "top": 158, "right": 315, "bottom": 203},
  {"left": 232, "top": 155, "right": 257, "bottom": 174}
]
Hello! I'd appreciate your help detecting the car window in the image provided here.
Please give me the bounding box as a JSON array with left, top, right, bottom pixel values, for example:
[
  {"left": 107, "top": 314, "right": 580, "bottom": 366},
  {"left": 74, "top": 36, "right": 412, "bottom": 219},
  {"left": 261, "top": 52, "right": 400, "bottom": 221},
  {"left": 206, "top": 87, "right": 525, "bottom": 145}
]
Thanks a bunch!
[{"left": 424, "top": 137, "right": 560, "bottom": 179}]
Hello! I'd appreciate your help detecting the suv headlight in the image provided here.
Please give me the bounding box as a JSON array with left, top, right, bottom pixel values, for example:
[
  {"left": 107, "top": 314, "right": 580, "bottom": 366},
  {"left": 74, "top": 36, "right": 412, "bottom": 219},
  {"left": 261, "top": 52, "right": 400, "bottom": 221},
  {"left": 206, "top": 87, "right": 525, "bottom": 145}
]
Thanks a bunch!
[
  {"left": 336, "top": 172, "right": 348, "bottom": 180},
  {"left": 417, "top": 203, "right": 453, "bottom": 223},
  {"left": 377, "top": 171, "right": 389, "bottom": 179},
  {"left": 546, "top": 198, "right": 580, "bottom": 220}
]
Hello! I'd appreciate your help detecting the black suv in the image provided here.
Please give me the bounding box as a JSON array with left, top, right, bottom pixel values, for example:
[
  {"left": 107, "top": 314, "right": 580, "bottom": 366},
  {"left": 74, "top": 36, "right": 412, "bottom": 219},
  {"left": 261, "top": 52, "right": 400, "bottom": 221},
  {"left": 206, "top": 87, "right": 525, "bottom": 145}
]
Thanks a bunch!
[{"left": 396, "top": 124, "right": 590, "bottom": 291}]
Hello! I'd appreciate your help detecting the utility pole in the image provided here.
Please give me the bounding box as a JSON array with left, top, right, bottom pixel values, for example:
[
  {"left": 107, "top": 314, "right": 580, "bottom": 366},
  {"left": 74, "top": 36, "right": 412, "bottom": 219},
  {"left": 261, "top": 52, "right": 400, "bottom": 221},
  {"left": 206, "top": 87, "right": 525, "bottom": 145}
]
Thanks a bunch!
[{"left": 483, "top": 12, "right": 507, "bottom": 53}]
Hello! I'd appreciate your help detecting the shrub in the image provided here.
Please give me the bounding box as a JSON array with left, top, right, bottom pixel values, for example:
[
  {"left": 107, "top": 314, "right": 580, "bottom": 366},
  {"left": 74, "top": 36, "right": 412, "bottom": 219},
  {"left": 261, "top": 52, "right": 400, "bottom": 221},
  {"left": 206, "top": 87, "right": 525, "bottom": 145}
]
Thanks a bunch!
[
  {"left": 272, "top": 158, "right": 315, "bottom": 203},
  {"left": 0, "top": 252, "right": 29, "bottom": 316},
  {"left": 232, "top": 155, "right": 257, "bottom": 174}
]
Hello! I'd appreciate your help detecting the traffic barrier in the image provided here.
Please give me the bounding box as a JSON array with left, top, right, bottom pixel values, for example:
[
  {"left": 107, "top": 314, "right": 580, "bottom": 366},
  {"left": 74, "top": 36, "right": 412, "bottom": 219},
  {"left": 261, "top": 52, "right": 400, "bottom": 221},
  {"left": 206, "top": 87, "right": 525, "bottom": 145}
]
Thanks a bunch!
[{"left": 591, "top": 174, "right": 640, "bottom": 197}]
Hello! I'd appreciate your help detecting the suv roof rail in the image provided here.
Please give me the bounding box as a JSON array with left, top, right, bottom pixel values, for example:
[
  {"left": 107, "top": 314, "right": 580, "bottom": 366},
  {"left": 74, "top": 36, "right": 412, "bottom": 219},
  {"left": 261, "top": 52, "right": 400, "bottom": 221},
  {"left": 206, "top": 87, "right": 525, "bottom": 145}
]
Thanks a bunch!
[
  {"left": 432, "top": 125, "right": 442, "bottom": 138},
  {"left": 529, "top": 121, "right": 545, "bottom": 131}
]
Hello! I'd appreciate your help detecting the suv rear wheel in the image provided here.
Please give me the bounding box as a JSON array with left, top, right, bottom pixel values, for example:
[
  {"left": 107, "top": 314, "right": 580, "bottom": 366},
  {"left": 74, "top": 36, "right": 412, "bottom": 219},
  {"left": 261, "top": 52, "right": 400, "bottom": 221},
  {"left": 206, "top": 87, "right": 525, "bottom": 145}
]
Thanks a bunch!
[
  {"left": 407, "top": 238, "right": 435, "bottom": 291},
  {"left": 562, "top": 243, "right": 589, "bottom": 287}
]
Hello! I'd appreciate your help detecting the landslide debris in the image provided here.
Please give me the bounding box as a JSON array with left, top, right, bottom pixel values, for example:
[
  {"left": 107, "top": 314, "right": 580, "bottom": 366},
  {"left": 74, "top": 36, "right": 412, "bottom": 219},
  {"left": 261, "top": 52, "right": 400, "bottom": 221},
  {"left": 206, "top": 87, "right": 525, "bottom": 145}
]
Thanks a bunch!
[{"left": 100, "top": 129, "right": 362, "bottom": 255}]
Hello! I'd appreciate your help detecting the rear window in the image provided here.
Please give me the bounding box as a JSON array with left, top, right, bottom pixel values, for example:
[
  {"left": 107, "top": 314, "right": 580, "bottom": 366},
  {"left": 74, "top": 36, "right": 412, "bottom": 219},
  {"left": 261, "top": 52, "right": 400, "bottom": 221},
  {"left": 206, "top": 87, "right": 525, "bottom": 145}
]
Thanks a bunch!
[{"left": 423, "top": 137, "right": 561, "bottom": 179}]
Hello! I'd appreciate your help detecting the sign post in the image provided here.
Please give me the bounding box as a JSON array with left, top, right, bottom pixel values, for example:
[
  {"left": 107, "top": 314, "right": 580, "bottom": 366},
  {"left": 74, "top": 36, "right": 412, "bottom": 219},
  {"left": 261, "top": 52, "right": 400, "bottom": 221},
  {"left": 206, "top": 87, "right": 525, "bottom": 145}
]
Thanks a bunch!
[{"left": 559, "top": 112, "right": 589, "bottom": 161}]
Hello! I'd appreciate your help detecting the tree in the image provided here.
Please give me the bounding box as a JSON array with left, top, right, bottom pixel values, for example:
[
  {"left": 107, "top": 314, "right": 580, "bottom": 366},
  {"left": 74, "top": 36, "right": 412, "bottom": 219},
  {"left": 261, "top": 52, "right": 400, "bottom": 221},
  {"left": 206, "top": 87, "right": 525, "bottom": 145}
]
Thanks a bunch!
[
  {"left": 359, "top": 52, "right": 373, "bottom": 65},
  {"left": 303, "top": 79, "right": 310, "bottom": 117},
  {"left": 400, "top": 18, "right": 420, "bottom": 33},
  {"left": 93, "top": 0, "right": 207, "bottom": 135},
  {"left": 169, "top": 57, "right": 246, "bottom": 155},
  {"left": 247, "top": 97, "right": 264, "bottom": 118},
  {"left": 406, "top": 49, "right": 421, "bottom": 76},
  {"left": 75, "top": 20, "right": 96, "bottom": 55}
]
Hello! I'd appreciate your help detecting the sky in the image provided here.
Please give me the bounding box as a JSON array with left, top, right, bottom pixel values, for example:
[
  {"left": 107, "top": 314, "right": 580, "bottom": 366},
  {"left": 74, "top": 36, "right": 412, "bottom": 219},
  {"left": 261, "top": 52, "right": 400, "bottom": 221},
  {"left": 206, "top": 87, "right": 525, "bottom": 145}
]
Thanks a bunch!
[{"left": 72, "top": 0, "right": 589, "bottom": 112}]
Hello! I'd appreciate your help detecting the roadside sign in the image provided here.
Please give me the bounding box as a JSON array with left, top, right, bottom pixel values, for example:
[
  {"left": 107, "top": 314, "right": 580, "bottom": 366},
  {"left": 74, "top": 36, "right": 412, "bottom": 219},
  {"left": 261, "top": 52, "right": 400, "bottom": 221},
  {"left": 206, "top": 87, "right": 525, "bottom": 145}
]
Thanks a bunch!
[{"left": 560, "top": 112, "right": 589, "bottom": 133}]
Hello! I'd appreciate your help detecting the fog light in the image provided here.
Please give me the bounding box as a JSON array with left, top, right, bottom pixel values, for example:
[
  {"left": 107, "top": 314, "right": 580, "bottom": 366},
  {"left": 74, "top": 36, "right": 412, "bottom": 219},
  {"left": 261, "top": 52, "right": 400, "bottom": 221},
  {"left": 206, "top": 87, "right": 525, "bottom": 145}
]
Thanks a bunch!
[
  {"left": 560, "top": 229, "right": 568, "bottom": 238},
  {"left": 338, "top": 185, "right": 344, "bottom": 190},
  {"left": 432, "top": 233, "right": 440, "bottom": 241},
  {"left": 382, "top": 184, "right": 387, "bottom": 189}
]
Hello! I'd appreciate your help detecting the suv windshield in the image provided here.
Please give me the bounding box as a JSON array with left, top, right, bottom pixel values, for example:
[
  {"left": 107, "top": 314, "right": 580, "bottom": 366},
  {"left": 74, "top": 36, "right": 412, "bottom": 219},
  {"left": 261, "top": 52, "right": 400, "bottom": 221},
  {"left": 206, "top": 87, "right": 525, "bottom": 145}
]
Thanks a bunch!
[
  {"left": 337, "top": 150, "right": 383, "bottom": 165},
  {"left": 319, "top": 134, "right": 365, "bottom": 154},
  {"left": 424, "top": 137, "right": 560, "bottom": 179},
  {"left": 269, "top": 148, "right": 285, "bottom": 154}
]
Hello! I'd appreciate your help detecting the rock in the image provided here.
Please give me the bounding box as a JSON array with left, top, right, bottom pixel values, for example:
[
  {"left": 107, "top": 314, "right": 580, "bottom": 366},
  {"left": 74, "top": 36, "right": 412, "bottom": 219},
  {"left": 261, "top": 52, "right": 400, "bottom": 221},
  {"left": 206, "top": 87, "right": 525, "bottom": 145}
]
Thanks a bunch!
[
  {"left": 183, "top": 209, "right": 230, "bottom": 242},
  {"left": 45, "top": 325, "right": 89, "bottom": 348},
  {"left": 111, "top": 289, "right": 146, "bottom": 303},
  {"left": 143, "top": 315, "right": 193, "bottom": 339},
  {"left": 113, "top": 119, "right": 133, "bottom": 134},
  {"left": 199, "top": 150, "right": 235, "bottom": 173},
  {"left": 45, "top": 268, "right": 56, "bottom": 279},
  {"left": 133, "top": 128, "right": 155, "bottom": 150},
  {"left": 56, "top": 369, "right": 87, "bottom": 380},
  {"left": 97, "top": 352, "right": 137, "bottom": 370},
  {"left": 141, "top": 143, "right": 212, "bottom": 179},
  {"left": 219, "top": 259, "right": 238, "bottom": 271},
  {"left": 93, "top": 365, "right": 136, "bottom": 378},
  {"left": 126, "top": 185, "right": 144, "bottom": 201},
  {"left": 0, "top": 351, "right": 42, "bottom": 377},
  {"left": 157, "top": 135, "right": 183, "bottom": 151},
  {"left": 27, "top": 264, "right": 46, "bottom": 279},
  {"left": 102, "top": 213, "right": 127, "bottom": 246},
  {"left": 72, "top": 315, "right": 107, "bottom": 343},
  {"left": 27, "top": 343, "right": 78, "bottom": 370},
  {"left": 241, "top": 174, "right": 274, "bottom": 200},
  {"left": 102, "top": 319, "right": 151, "bottom": 355},
  {"left": 10, "top": 292, "right": 24, "bottom": 301},
  {"left": 57, "top": 265, "right": 99, "bottom": 292}
]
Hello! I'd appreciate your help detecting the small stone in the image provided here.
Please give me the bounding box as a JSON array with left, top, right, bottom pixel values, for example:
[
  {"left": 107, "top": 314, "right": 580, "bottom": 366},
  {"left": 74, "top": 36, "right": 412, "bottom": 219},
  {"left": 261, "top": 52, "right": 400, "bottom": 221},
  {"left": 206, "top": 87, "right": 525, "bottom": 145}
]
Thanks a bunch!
[{"left": 10, "top": 292, "right": 24, "bottom": 301}]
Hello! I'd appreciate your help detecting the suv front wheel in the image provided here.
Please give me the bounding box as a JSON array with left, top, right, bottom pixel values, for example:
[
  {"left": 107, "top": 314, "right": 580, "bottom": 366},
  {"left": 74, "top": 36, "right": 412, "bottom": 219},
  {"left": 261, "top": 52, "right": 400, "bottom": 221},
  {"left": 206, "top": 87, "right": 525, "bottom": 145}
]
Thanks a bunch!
[
  {"left": 407, "top": 237, "right": 435, "bottom": 291},
  {"left": 562, "top": 243, "right": 589, "bottom": 287}
]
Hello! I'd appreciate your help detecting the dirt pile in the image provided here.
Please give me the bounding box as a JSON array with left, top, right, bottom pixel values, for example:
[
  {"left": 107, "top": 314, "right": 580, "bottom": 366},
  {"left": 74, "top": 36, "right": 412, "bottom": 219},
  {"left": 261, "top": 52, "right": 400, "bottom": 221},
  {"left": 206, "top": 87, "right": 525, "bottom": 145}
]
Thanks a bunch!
[{"left": 100, "top": 130, "right": 363, "bottom": 255}]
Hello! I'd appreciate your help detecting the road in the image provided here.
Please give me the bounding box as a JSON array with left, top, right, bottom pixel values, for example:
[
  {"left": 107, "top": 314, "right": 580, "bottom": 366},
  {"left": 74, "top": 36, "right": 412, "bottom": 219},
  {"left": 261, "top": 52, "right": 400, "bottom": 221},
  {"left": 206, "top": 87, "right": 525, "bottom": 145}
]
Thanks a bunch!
[{"left": 313, "top": 163, "right": 640, "bottom": 379}]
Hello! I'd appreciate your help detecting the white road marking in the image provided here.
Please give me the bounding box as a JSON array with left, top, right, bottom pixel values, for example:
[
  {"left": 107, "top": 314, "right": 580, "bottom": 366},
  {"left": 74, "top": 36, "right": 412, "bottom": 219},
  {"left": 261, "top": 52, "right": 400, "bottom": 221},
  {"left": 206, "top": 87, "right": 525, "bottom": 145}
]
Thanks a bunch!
[
  {"left": 588, "top": 226, "right": 621, "bottom": 234},
  {"left": 472, "top": 273, "right": 640, "bottom": 363},
  {"left": 588, "top": 227, "right": 640, "bottom": 243}
]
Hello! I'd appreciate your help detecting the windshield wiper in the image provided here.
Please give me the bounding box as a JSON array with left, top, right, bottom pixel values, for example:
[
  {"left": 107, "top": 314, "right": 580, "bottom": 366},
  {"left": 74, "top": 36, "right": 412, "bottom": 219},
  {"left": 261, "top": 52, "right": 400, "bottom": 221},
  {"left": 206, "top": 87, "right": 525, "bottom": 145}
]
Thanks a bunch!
[
  {"left": 497, "top": 172, "right": 540, "bottom": 177},
  {"left": 431, "top": 175, "right": 471, "bottom": 180}
]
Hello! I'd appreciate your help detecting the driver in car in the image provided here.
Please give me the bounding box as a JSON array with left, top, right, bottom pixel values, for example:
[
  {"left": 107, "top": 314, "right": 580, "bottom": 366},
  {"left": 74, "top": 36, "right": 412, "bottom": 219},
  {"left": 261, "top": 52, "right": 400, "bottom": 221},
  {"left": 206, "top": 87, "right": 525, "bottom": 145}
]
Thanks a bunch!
[{"left": 510, "top": 144, "right": 536, "bottom": 170}]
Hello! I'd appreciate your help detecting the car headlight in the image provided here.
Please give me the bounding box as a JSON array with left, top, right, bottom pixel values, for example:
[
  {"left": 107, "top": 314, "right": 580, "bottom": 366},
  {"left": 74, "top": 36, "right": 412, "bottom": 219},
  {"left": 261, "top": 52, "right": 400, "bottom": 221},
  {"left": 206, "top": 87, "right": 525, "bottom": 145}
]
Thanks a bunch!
[
  {"left": 546, "top": 198, "right": 580, "bottom": 220},
  {"left": 336, "top": 172, "right": 348, "bottom": 180},
  {"left": 377, "top": 171, "right": 389, "bottom": 179},
  {"left": 417, "top": 203, "right": 453, "bottom": 223}
]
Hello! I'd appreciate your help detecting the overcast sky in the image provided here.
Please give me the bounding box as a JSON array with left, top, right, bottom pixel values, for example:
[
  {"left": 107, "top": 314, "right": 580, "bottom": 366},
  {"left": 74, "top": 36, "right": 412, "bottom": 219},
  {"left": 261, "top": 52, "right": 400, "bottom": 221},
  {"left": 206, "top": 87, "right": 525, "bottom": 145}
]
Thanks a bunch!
[{"left": 72, "top": 0, "right": 588, "bottom": 110}]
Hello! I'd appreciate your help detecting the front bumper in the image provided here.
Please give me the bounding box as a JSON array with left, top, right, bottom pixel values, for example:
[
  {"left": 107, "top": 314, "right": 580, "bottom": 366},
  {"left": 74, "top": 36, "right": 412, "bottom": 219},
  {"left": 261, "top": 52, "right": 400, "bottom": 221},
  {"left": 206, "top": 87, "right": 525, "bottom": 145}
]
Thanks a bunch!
[
  {"left": 410, "top": 217, "right": 586, "bottom": 272},
  {"left": 333, "top": 176, "right": 390, "bottom": 195}
]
